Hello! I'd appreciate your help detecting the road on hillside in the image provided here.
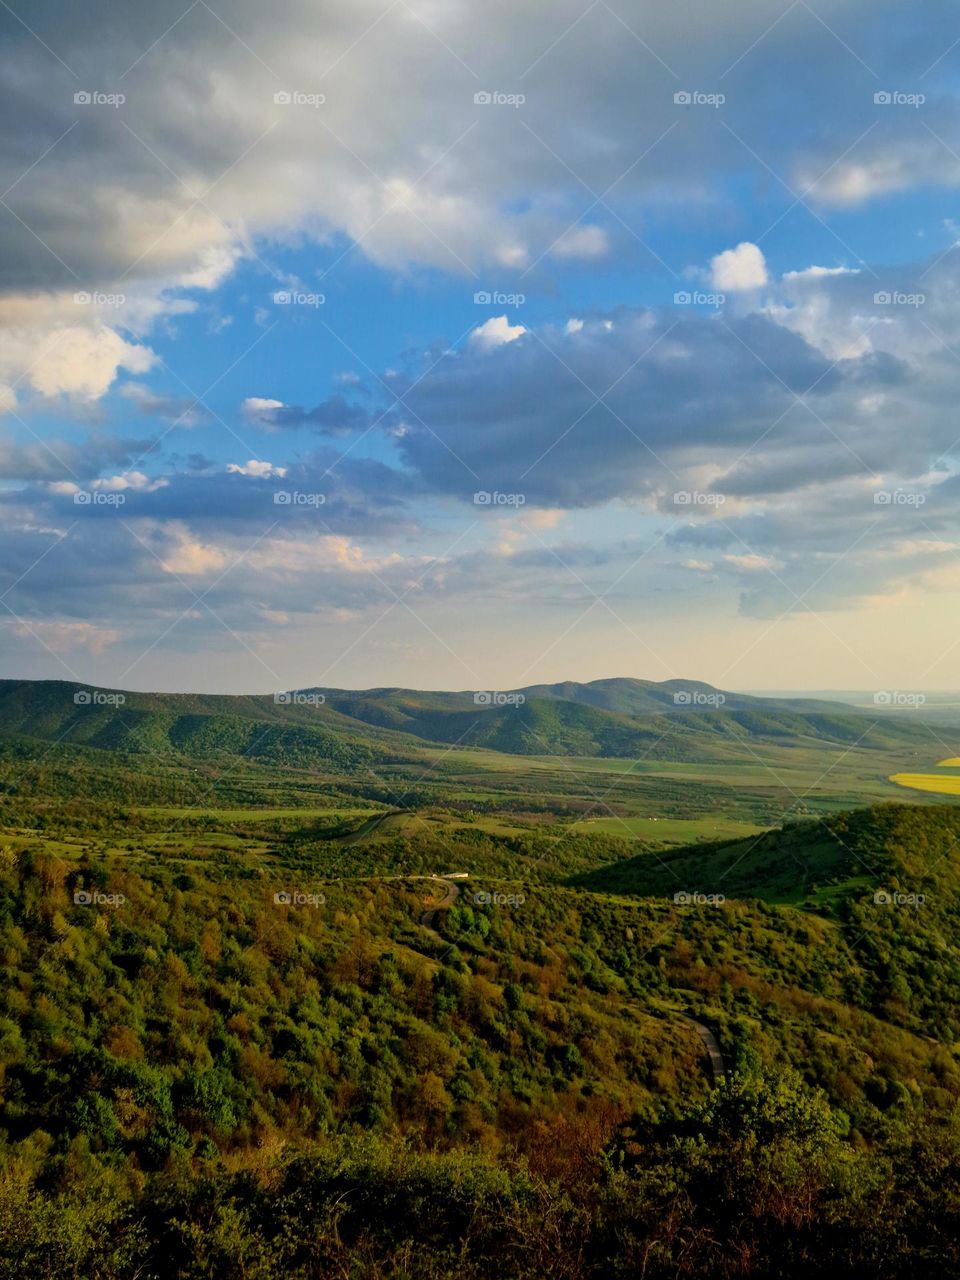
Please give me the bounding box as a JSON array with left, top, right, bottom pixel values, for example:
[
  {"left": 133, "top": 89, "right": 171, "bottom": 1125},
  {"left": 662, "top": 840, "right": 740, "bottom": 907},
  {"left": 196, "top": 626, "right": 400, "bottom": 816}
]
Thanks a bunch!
[
  {"left": 418, "top": 877, "right": 462, "bottom": 934},
  {"left": 681, "top": 1014, "right": 725, "bottom": 1082},
  {"left": 345, "top": 868, "right": 467, "bottom": 936}
]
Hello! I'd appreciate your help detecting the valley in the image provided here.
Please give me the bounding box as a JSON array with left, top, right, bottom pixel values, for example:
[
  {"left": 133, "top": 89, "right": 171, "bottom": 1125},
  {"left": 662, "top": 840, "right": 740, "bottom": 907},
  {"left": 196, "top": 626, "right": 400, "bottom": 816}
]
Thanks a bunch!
[{"left": 2, "top": 678, "right": 960, "bottom": 1275}]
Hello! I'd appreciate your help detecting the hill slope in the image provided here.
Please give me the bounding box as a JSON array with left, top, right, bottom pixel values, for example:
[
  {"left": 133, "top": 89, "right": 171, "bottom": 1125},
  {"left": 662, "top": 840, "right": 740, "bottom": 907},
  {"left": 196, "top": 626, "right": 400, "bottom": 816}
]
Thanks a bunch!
[
  {"left": 304, "top": 679, "right": 937, "bottom": 757},
  {"left": 574, "top": 801, "right": 960, "bottom": 914},
  {"left": 0, "top": 677, "right": 942, "bottom": 774}
]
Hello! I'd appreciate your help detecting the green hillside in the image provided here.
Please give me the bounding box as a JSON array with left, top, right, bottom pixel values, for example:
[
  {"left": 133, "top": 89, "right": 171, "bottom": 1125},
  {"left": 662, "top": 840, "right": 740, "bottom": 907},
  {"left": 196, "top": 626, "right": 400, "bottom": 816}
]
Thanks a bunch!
[
  {"left": 0, "top": 679, "right": 941, "bottom": 772},
  {"left": 2, "top": 787, "right": 960, "bottom": 1275},
  {"left": 309, "top": 680, "right": 941, "bottom": 757},
  {"left": 574, "top": 801, "right": 958, "bottom": 906},
  {"left": 514, "top": 675, "right": 849, "bottom": 716},
  {"left": 2, "top": 683, "right": 960, "bottom": 1275}
]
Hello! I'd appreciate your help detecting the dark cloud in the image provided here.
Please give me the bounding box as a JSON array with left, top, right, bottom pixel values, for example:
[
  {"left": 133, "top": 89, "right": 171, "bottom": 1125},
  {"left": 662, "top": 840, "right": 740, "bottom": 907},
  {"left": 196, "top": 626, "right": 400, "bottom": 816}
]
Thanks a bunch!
[
  {"left": 0, "top": 434, "right": 157, "bottom": 482},
  {"left": 249, "top": 395, "right": 374, "bottom": 435},
  {"left": 389, "top": 307, "right": 910, "bottom": 506}
]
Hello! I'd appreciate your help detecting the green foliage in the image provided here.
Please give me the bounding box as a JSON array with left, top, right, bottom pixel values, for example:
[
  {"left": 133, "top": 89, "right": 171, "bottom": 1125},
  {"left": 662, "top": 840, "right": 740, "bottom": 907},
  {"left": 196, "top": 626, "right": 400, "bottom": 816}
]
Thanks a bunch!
[{"left": 0, "top": 694, "right": 958, "bottom": 1275}]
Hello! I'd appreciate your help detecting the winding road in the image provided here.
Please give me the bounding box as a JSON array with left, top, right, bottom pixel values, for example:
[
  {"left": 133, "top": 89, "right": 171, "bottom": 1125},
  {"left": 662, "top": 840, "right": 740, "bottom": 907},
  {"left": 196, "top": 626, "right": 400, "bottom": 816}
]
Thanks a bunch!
[
  {"left": 681, "top": 1014, "right": 725, "bottom": 1082},
  {"left": 418, "top": 876, "right": 462, "bottom": 935}
]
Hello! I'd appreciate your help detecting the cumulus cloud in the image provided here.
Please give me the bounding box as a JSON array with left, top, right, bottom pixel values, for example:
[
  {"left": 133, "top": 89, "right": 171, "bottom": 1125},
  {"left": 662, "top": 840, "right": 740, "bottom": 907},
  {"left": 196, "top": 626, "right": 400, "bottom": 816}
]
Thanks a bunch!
[
  {"left": 3, "top": 0, "right": 947, "bottom": 306},
  {"left": 242, "top": 398, "right": 285, "bottom": 424},
  {"left": 240, "top": 394, "right": 372, "bottom": 434},
  {"left": 226, "top": 460, "right": 287, "bottom": 478},
  {"left": 710, "top": 242, "right": 768, "bottom": 292},
  {"left": 469, "top": 315, "right": 527, "bottom": 351},
  {"left": 0, "top": 304, "right": 155, "bottom": 403},
  {"left": 392, "top": 303, "right": 889, "bottom": 506},
  {"left": 6, "top": 0, "right": 960, "bottom": 677},
  {"left": 7, "top": 243, "right": 960, "bottom": 646}
]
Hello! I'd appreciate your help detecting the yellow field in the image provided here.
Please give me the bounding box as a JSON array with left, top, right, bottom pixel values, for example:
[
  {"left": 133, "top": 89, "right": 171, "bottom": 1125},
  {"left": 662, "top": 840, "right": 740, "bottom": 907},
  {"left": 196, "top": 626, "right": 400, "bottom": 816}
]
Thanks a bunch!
[
  {"left": 890, "top": 772, "right": 960, "bottom": 796},
  {"left": 937, "top": 758, "right": 960, "bottom": 767}
]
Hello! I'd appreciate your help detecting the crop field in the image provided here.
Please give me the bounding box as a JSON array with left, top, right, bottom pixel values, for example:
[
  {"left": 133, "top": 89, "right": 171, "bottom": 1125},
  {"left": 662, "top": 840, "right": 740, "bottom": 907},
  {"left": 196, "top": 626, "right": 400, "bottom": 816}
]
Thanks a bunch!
[{"left": 890, "top": 771, "right": 960, "bottom": 795}]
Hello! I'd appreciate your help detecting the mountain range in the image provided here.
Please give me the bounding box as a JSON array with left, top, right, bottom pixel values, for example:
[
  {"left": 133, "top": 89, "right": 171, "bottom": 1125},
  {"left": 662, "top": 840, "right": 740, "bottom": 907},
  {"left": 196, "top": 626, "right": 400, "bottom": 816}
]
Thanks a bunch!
[{"left": 0, "top": 676, "right": 936, "bottom": 767}]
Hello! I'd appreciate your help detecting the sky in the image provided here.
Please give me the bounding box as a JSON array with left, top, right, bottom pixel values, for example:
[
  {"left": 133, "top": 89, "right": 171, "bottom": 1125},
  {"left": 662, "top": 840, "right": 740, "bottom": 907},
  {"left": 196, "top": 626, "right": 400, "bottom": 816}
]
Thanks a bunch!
[{"left": 2, "top": 0, "right": 960, "bottom": 694}]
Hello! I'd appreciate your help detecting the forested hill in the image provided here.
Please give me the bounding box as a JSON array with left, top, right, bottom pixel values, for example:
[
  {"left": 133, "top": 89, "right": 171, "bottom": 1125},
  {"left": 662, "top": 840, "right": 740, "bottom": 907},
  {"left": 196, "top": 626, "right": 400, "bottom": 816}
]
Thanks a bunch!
[
  {"left": 2, "top": 797, "right": 960, "bottom": 1274},
  {"left": 0, "top": 677, "right": 938, "bottom": 764}
]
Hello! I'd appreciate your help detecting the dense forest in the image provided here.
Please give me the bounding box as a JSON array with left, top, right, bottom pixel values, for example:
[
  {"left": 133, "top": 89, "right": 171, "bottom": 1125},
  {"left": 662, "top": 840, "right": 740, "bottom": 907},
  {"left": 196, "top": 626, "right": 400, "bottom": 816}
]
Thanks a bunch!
[
  {"left": 1, "top": 763, "right": 960, "bottom": 1274},
  {"left": 0, "top": 682, "right": 959, "bottom": 1275}
]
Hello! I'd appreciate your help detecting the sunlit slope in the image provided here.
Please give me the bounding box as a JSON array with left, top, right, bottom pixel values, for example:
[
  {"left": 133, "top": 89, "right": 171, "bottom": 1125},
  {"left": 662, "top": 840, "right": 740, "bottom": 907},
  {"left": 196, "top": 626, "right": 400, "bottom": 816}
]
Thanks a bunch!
[{"left": 572, "top": 802, "right": 960, "bottom": 913}]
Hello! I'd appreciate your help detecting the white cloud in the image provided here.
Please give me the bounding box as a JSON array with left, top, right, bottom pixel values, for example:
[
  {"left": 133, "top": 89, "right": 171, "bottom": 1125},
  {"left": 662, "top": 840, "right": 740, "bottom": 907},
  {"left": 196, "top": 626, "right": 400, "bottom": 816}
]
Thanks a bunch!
[
  {"left": 242, "top": 397, "right": 285, "bottom": 425},
  {"left": 226, "top": 459, "right": 287, "bottom": 478},
  {"left": 782, "top": 265, "right": 859, "bottom": 281},
  {"left": 469, "top": 314, "right": 527, "bottom": 351},
  {"left": 91, "top": 472, "right": 168, "bottom": 492},
  {"left": 710, "top": 242, "right": 768, "bottom": 292},
  {"left": 0, "top": 304, "right": 155, "bottom": 403},
  {"left": 723, "top": 552, "right": 783, "bottom": 573}
]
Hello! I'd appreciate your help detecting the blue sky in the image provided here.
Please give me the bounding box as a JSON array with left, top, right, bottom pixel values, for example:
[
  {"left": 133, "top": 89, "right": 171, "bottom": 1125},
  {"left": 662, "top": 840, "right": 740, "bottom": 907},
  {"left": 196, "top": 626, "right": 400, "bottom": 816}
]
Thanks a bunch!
[{"left": 3, "top": 0, "right": 960, "bottom": 693}]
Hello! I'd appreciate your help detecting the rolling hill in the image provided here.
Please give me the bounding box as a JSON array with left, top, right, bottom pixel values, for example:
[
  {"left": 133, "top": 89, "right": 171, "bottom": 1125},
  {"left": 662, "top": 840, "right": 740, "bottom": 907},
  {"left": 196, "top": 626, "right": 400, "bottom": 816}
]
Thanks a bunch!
[
  {"left": 573, "top": 801, "right": 960, "bottom": 915},
  {"left": 0, "top": 677, "right": 942, "bottom": 775},
  {"left": 305, "top": 678, "right": 940, "bottom": 756},
  {"left": 2, "top": 678, "right": 960, "bottom": 1275}
]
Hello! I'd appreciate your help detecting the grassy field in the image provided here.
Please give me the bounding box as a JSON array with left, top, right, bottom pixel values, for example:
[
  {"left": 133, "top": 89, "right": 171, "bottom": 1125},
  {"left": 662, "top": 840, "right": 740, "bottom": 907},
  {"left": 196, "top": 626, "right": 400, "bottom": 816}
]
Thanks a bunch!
[
  {"left": 569, "top": 815, "right": 765, "bottom": 844},
  {"left": 135, "top": 805, "right": 378, "bottom": 821},
  {"left": 437, "top": 739, "right": 939, "bottom": 827}
]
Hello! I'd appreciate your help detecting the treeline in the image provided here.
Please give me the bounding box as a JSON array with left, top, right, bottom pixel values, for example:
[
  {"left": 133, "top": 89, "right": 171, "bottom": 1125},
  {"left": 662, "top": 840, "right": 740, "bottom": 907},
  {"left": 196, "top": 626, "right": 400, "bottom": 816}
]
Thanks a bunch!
[{"left": 4, "top": 1072, "right": 960, "bottom": 1278}]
